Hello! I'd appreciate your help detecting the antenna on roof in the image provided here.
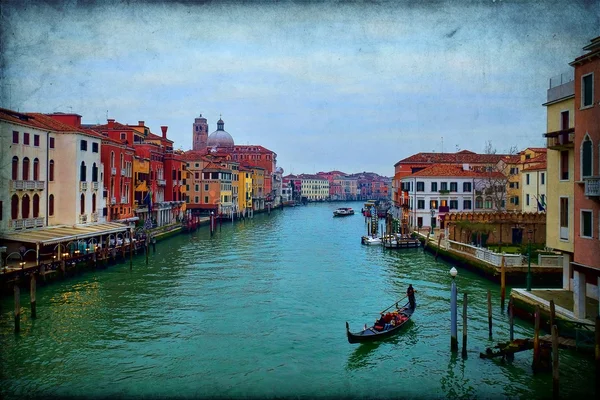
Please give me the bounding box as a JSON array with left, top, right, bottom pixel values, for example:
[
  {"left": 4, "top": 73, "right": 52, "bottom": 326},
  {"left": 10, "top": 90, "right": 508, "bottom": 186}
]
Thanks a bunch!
[{"left": 441, "top": 136, "right": 444, "bottom": 153}]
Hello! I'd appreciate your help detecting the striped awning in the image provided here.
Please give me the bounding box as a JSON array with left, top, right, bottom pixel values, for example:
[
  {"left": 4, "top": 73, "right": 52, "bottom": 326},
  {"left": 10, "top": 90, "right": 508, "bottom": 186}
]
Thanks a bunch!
[{"left": 0, "top": 222, "right": 129, "bottom": 246}]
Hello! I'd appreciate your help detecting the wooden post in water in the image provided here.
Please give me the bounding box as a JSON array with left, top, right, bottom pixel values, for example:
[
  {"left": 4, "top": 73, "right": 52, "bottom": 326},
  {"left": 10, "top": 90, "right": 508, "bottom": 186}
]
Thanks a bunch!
[
  {"left": 549, "top": 299, "right": 556, "bottom": 333},
  {"left": 129, "top": 230, "right": 133, "bottom": 270},
  {"left": 424, "top": 232, "right": 430, "bottom": 253},
  {"left": 595, "top": 316, "right": 600, "bottom": 388},
  {"left": 14, "top": 285, "right": 20, "bottom": 333},
  {"left": 30, "top": 273, "right": 36, "bottom": 319},
  {"left": 552, "top": 324, "right": 559, "bottom": 399},
  {"left": 145, "top": 237, "right": 149, "bottom": 265},
  {"left": 533, "top": 305, "right": 541, "bottom": 372},
  {"left": 435, "top": 234, "right": 443, "bottom": 260},
  {"left": 462, "top": 292, "right": 468, "bottom": 358},
  {"left": 487, "top": 289, "right": 492, "bottom": 339},
  {"left": 509, "top": 298, "right": 514, "bottom": 341},
  {"left": 500, "top": 256, "right": 506, "bottom": 311}
]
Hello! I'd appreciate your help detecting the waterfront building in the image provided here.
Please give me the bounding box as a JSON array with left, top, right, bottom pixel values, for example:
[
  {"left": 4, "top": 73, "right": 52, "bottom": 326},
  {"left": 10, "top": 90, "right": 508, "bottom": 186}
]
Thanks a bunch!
[
  {"left": 543, "top": 70, "right": 575, "bottom": 290},
  {"left": 569, "top": 36, "right": 600, "bottom": 316},
  {"left": 298, "top": 174, "right": 329, "bottom": 201},
  {"left": 283, "top": 174, "right": 302, "bottom": 203},
  {"left": 249, "top": 165, "right": 266, "bottom": 210},
  {"left": 401, "top": 164, "right": 505, "bottom": 230},
  {"left": 335, "top": 176, "right": 358, "bottom": 200},
  {"left": 239, "top": 164, "right": 253, "bottom": 213},
  {"left": 520, "top": 150, "right": 547, "bottom": 213},
  {"left": 392, "top": 151, "right": 510, "bottom": 215},
  {"left": 497, "top": 154, "right": 522, "bottom": 212},
  {"left": 1, "top": 109, "right": 51, "bottom": 232}
]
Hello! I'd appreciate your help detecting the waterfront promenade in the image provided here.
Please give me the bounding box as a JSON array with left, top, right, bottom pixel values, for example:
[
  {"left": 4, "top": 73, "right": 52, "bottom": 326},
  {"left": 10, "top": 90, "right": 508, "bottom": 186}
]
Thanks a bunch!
[{"left": 0, "top": 202, "right": 597, "bottom": 399}]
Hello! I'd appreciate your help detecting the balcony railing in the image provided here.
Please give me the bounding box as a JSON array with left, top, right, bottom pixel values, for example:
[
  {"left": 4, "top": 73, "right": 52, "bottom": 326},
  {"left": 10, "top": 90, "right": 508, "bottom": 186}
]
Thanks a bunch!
[
  {"left": 157, "top": 179, "right": 166, "bottom": 186},
  {"left": 9, "top": 217, "right": 44, "bottom": 229},
  {"left": 111, "top": 197, "right": 117, "bottom": 205},
  {"left": 79, "top": 214, "right": 88, "bottom": 224},
  {"left": 111, "top": 167, "right": 117, "bottom": 175},
  {"left": 545, "top": 128, "right": 575, "bottom": 149},
  {"left": 80, "top": 181, "right": 88, "bottom": 191},
  {"left": 584, "top": 177, "right": 600, "bottom": 197},
  {"left": 11, "top": 180, "right": 45, "bottom": 191},
  {"left": 91, "top": 212, "right": 98, "bottom": 222},
  {"left": 92, "top": 181, "right": 99, "bottom": 191},
  {"left": 121, "top": 196, "right": 127, "bottom": 204}
]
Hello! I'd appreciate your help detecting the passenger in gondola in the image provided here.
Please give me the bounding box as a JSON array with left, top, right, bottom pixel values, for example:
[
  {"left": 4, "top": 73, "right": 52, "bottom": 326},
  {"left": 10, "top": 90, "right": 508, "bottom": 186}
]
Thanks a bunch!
[
  {"left": 407, "top": 284, "right": 416, "bottom": 308},
  {"left": 374, "top": 315, "right": 386, "bottom": 331}
]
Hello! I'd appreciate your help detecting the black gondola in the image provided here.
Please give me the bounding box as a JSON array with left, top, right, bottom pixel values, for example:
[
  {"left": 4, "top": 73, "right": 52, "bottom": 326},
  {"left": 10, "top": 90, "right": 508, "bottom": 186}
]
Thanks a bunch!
[{"left": 346, "top": 301, "right": 415, "bottom": 344}]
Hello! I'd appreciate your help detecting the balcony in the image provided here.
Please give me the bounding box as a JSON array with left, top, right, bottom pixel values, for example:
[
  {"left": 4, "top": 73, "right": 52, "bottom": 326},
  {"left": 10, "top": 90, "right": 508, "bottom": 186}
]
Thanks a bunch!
[
  {"left": 11, "top": 180, "right": 45, "bottom": 191},
  {"left": 121, "top": 168, "right": 126, "bottom": 176},
  {"left": 80, "top": 181, "right": 88, "bottom": 191},
  {"left": 545, "top": 128, "right": 575, "bottom": 150},
  {"left": 121, "top": 196, "right": 127, "bottom": 204},
  {"left": 91, "top": 212, "right": 98, "bottom": 222},
  {"left": 584, "top": 177, "right": 600, "bottom": 197},
  {"left": 79, "top": 214, "right": 88, "bottom": 224},
  {"left": 92, "top": 182, "right": 99, "bottom": 191},
  {"left": 10, "top": 217, "right": 44, "bottom": 229},
  {"left": 157, "top": 179, "right": 166, "bottom": 186},
  {"left": 111, "top": 197, "right": 117, "bottom": 205},
  {"left": 111, "top": 167, "right": 117, "bottom": 176}
]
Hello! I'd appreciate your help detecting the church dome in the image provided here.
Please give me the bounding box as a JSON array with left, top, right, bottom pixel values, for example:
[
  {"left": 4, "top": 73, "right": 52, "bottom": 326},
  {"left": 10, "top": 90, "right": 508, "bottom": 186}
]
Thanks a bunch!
[{"left": 207, "top": 117, "right": 234, "bottom": 149}]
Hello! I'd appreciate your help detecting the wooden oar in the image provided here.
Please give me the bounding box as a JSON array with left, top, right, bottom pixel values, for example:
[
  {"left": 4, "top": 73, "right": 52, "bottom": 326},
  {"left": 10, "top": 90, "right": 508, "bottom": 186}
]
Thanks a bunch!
[{"left": 380, "top": 295, "right": 407, "bottom": 314}]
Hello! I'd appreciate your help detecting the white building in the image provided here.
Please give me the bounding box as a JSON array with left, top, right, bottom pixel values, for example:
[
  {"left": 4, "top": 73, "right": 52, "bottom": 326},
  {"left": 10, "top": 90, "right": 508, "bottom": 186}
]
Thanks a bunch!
[
  {"left": 1, "top": 110, "right": 50, "bottom": 232},
  {"left": 299, "top": 174, "right": 329, "bottom": 201},
  {"left": 521, "top": 159, "right": 547, "bottom": 213},
  {"left": 401, "top": 164, "right": 506, "bottom": 229}
]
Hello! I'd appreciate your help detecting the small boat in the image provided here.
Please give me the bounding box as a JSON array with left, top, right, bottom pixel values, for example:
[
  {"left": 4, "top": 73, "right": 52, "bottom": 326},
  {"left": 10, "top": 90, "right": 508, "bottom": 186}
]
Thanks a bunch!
[
  {"left": 346, "top": 301, "right": 415, "bottom": 344},
  {"left": 382, "top": 234, "right": 421, "bottom": 249},
  {"left": 333, "top": 207, "right": 355, "bottom": 217},
  {"left": 361, "top": 235, "right": 381, "bottom": 245}
]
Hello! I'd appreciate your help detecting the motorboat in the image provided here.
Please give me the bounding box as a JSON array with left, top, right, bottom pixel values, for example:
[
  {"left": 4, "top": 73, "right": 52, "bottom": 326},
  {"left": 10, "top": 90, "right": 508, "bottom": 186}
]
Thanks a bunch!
[{"left": 333, "top": 207, "right": 355, "bottom": 217}]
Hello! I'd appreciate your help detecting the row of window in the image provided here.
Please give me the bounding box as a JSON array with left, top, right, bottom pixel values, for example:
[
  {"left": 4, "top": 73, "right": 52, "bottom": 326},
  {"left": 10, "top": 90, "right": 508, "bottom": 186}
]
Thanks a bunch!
[
  {"left": 11, "top": 156, "right": 41, "bottom": 181},
  {"left": 12, "top": 131, "right": 44, "bottom": 147},
  {"left": 414, "top": 196, "right": 501, "bottom": 210},
  {"left": 7, "top": 193, "right": 98, "bottom": 220},
  {"left": 80, "top": 140, "right": 99, "bottom": 153},
  {"left": 405, "top": 182, "right": 473, "bottom": 193},
  {"left": 524, "top": 172, "right": 545, "bottom": 185}
]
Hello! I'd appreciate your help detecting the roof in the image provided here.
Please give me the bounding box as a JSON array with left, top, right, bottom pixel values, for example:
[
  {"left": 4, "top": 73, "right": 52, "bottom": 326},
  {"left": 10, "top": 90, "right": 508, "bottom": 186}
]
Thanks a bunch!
[
  {"left": 522, "top": 153, "right": 547, "bottom": 171},
  {"left": 394, "top": 151, "right": 509, "bottom": 166},
  {"left": 501, "top": 155, "right": 521, "bottom": 164},
  {"left": 404, "top": 164, "right": 505, "bottom": 179},
  {"left": 0, "top": 108, "right": 52, "bottom": 130},
  {"left": 0, "top": 222, "right": 128, "bottom": 246},
  {"left": 26, "top": 113, "right": 105, "bottom": 139},
  {"left": 233, "top": 145, "right": 276, "bottom": 154}
]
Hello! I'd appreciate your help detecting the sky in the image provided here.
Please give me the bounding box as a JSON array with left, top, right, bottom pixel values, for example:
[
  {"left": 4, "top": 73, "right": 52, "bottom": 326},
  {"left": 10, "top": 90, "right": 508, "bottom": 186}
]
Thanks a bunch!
[{"left": 1, "top": 0, "right": 599, "bottom": 177}]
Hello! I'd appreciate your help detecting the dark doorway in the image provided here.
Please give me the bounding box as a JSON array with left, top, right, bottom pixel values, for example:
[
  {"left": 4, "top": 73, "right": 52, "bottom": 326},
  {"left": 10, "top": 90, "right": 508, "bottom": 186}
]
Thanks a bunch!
[{"left": 512, "top": 228, "right": 523, "bottom": 245}]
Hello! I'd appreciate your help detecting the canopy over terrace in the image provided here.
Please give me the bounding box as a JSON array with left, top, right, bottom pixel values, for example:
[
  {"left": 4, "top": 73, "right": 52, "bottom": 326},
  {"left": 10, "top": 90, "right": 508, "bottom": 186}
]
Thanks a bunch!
[{"left": 0, "top": 222, "right": 129, "bottom": 266}]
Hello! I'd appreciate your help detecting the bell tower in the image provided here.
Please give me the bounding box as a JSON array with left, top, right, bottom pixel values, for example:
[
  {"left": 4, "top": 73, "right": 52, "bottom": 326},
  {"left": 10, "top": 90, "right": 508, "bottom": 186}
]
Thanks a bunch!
[{"left": 193, "top": 114, "right": 208, "bottom": 150}]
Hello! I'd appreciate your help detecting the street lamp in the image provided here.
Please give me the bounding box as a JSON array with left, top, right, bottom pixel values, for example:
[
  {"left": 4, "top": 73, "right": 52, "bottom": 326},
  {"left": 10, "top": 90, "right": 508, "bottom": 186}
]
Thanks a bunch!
[
  {"left": 450, "top": 267, "right": 458, "bottom": 352},
  {"left": 526, "top": 229, "right": 533, "bottom": 291},
  {"left": 430, "top": 209, "right": 436, "bottom": 235}
]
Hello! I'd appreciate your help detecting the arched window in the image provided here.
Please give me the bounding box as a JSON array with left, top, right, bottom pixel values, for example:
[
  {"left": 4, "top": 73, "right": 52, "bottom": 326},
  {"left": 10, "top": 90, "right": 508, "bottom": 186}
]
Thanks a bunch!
[
  {"left": 92, "top": 163, "right": 98, "bottom": 182},
  {"left": 92, "top": 193, "right": 96, "bottom": 211},
  {"left": 12, "top": 156, "right": 18, "bottom": 180},
  {"left": 110, "top": 151, "right": 115, "bottom": 168},
  {"left": 49, "top": 160, "right": 55, "bottom": 181},
  {"left": 475, "top": 196, "right": 483, "bottom": 209},
  {"left": 49, "top": 194, "right": 54, "bottom": 216},
  {"left": 22, "top": 194, "right": 30, "bottom": 218},
  {"left": 582, "top": 135, "right": 593, "bottom": 178},
  {"left": 485, "top": 197, "right": 493, "bottom": 209},
  {"left": 80, "top": 161, "right": 86, "bottom": 182},
  {"left": 120, "top": 153, "right": 124, "bottom": 171},
  {"left": 22, "top": 157, "right": 30, "bottom": 180},
  {"left": 11, "top": 194, "right": 19, "bottom": 219},
  {"left": 33, "top": 194, "right": 40, "bottom": 218},
  {"left": 33, "top": 158, "right": 39, "bottom": 181},
  {"left": 80, "top": 193, "right": 85, "bottom": 215}
]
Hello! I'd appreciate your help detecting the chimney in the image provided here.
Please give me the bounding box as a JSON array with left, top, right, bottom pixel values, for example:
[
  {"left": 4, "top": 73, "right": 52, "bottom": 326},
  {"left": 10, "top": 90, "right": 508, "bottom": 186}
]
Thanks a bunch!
[
  {"left": 161, "top": 126, "right": 168, "bottom": 139},
  {"left": 107, "top": 119, "right": 115, "bottom": 129},
  {"left": 138, "top": 121, "right": 145, "bottom": 126}
]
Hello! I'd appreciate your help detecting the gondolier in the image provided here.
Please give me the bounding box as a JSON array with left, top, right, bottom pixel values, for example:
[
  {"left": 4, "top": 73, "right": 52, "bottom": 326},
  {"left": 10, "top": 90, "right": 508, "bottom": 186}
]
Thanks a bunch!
[{"left": 407, "top": 284, "right": 416, "bottom": 308}]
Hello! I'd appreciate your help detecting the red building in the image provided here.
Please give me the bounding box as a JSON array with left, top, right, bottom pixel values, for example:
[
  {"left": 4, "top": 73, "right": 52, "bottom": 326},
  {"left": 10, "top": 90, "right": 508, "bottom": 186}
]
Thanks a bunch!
[
  {"left": 570, "top": 36, "right": 600, "bottom": 317},
  {"left": 231, "top": 145, "right": 276, "bottom": 197}
]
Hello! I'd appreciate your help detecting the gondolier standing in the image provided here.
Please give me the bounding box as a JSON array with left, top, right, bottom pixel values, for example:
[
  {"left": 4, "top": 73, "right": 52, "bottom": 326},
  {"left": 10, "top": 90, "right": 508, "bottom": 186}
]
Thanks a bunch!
[{"left": 407, "top": 284, "right": 416, "bottom": 309}]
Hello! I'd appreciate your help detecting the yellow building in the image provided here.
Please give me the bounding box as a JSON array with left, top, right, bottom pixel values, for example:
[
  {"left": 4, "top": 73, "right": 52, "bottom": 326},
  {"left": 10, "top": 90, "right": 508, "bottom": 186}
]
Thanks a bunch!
[
  {"left": 239, "top": 165, "right": 253, "bottom": 214},
  {"left": 543, "top": 72, "right": 575, "bottom": 289},
  {"left": 499, "top": 155, "right": 522, "bottom": 212},
  {"left": 133, "top": 155, "right": 149, "bottom": 207},
  {"left": 250, "top": 166, "right": 265, "bottom": 211}
]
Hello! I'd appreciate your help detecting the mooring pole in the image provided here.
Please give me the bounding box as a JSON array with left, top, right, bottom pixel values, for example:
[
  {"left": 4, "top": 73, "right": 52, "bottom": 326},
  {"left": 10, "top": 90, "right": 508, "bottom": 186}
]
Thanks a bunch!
[
  {"left": 550, "top": 299, "right": 556, "bottom": 333},
  {"left": 509, "top": 298, "right": 514, "bottom": 341},
  {"left": 500, "top": 256, "right": 506, "bottom": 311},
  {"left": 462, "top": 292, "right": 467, "bottom": 358},
  {"left": 30, "top": 274, "right": 36, "bottom": 319},
  {"left": 595, "top": 316, "right": 600, "bottom": 389},
  {"left": 450, "top": 267, "right": 458, "bottom": 352},
  {"left": 533, "top": 305, "right": 541, "bottom": 372},
  {"left": 487, "top": 289, "right": 493, "bottom": 339},
  {"left": 552, "top": 324, "right": 559, "bottom": 399}
]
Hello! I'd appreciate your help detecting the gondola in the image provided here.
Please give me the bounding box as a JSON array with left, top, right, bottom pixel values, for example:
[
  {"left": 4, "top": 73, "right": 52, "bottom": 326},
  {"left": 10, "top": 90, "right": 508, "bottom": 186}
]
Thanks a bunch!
[{"left": 346, "top": 300, "right": 415, "bottom": 344}]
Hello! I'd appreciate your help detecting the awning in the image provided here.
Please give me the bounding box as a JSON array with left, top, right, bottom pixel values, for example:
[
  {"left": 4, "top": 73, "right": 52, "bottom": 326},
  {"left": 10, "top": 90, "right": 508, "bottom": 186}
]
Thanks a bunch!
[
  {"left": 116, "top": 216, "right": 140, "bottom": 223},
  {"left": 0, "top": 222, "right": 129, "bottom": 246}
]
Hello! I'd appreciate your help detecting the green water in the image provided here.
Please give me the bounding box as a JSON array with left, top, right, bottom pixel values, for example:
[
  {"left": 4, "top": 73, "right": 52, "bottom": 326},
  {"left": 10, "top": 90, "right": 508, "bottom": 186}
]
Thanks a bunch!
[{"left": 0, "top": 202, "right": 596, "bottom": 399}]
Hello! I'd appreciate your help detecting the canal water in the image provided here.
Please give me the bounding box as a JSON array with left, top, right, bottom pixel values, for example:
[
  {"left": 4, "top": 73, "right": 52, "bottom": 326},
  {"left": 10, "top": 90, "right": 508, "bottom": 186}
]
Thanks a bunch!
[{"left": 0, "top": 202, "right": 596, "bottom": 399}]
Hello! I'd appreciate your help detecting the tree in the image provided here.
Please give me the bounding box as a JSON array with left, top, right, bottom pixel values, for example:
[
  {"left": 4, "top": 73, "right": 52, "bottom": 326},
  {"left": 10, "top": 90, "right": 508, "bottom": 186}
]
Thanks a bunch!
[{"left": 476, "top": 141, "right": 513, "bottom": 212}]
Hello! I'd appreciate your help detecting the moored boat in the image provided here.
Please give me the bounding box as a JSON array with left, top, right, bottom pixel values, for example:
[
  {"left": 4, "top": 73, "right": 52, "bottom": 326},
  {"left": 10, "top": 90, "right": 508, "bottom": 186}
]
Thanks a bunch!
[
  {"left": 346, "top": 300, "right": 415, "bottom": 344},
  {"left": 333, "top": 207, "right": 355, "bottom": 217},
  {"left": 361, "top": 235, "right": 382, "bottom": 245}
]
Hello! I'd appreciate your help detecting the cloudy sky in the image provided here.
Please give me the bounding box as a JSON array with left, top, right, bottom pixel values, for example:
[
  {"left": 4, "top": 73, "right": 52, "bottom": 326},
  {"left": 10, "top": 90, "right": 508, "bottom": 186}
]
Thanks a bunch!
[{"left": 1, "top": 0, "right": 598, "bottom": 176}]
